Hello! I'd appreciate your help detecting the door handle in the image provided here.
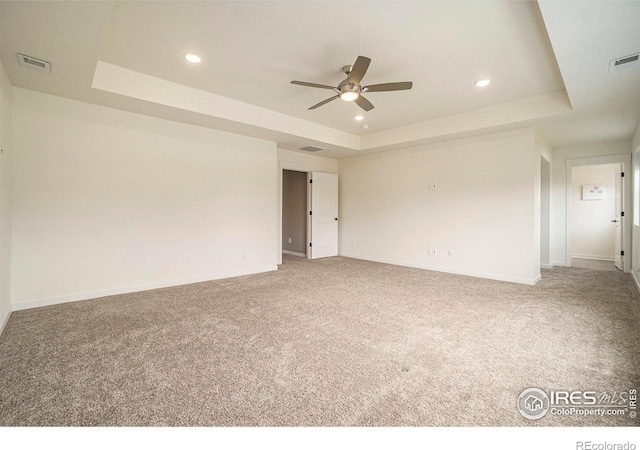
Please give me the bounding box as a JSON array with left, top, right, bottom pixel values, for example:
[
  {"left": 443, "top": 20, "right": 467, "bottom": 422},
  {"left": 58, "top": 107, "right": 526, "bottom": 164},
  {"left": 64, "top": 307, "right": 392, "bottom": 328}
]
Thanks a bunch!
[{"left": 611, "top": 220, "right": 619, "bottom": 223}]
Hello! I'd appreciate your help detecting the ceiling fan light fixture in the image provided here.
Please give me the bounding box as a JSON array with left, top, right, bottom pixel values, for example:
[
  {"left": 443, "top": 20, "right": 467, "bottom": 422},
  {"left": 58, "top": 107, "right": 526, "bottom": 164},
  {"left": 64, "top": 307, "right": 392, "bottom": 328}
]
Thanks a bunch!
[
  {"left": 339, "top": 83, "right": 360, "bottom": 102},
  {"left": 290, "top": 56, "right": 413, "bottom": 111},
  {"left": 340, "top": 91, "right": 359, "bottom": 102}
]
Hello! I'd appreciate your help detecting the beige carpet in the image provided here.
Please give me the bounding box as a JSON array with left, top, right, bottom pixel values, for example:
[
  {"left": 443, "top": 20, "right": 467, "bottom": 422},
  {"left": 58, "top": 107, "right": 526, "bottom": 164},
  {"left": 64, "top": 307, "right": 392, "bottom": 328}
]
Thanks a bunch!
[{"left": 0, "top": 256, "right": 638, "bottom": 426}]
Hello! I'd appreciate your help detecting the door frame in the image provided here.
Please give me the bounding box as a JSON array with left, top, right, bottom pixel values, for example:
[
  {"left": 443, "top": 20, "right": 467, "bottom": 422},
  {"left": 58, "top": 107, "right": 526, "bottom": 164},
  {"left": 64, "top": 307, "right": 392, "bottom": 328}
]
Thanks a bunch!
[
  {"left": 565, "top": 154, "right": 631, "bottom": 271},
  {"left": 278, "top": 161, "right": 311, "bottom": 265}
]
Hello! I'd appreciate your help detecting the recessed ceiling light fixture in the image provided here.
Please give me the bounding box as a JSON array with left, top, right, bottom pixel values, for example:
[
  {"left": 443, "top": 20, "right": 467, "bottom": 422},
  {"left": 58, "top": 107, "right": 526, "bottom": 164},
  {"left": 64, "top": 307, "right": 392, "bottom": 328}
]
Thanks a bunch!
[
  {"left": 184, "top": 53, "right": 202, "bottom": 63},
  {"left": 354, "top": 115, "right": 364, "bottom": 121},
  {"left": 475, "top": 79, "right": 491, "bottom": 87}
]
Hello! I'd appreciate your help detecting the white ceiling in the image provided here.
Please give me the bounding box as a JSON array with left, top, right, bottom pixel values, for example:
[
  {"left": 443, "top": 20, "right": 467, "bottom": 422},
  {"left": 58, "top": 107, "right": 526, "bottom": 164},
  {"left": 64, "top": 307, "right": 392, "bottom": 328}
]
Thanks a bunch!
[{"left": 1, "top": 1, "right": 638, "bottom": 158}]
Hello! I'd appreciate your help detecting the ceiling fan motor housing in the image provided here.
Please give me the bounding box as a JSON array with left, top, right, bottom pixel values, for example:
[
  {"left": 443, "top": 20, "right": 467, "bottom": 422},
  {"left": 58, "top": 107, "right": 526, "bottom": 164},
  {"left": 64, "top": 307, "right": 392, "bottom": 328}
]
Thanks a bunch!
[{"left": 339, "top": 82, "right": 361, "bottom": 98}]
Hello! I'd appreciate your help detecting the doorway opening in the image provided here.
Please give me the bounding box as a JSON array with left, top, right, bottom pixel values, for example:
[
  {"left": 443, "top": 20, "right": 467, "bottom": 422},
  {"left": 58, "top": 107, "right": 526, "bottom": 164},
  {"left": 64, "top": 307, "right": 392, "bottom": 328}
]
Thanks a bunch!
[
  {"left": 279, "top": 168, "right": 339, "bottom": 264},
  {"left": 282, "top": 169, "right": 308, "bottom": 258},
  {"left": 567, "top": 159, "right": 628, "bottom": 272},
  {"left": 570, "top": 163, "right": 621, "bottom": 271}
]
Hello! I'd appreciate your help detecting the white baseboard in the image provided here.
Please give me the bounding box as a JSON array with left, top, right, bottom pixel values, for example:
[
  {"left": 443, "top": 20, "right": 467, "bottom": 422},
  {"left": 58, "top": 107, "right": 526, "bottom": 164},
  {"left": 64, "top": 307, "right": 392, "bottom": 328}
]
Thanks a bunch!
[
  {"left": 339, "top": 252, "right": 541, "bottom": 286},
  {"left": 0, "top": 309, "right": 10, "bottom": 337},
  {"left": 571, "top": 255, "right": 615, "bottom": 262},
  {"left": 12, "top": 265, "right": 278, "bottom": 312},
  {"left": 540, "top": 263, "right": 553, "bottom": 269},
  {"left": 282, "top": 250, "right": 306, "bottom": 258},
  {"left": 551, "top": 261, "right": 569, "bottom": 267}
]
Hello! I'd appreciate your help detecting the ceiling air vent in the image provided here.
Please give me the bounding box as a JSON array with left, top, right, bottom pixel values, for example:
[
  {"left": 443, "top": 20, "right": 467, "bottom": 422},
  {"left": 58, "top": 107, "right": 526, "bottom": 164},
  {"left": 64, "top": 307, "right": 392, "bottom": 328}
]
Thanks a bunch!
[
  {"left": 609, "top": 53, "right": 639, "bottom": 72},
  {"left": 17, "top": 53, "right": 51, "bottom": 73},
  {"left": 300, "top": 145, "right": 324, "bottom": 153}
]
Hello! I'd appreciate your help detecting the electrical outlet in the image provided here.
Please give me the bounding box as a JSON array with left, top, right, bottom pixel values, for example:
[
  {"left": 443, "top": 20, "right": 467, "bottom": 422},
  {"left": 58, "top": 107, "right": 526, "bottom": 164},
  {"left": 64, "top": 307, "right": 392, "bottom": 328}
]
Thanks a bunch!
[
  {"left": 428, "top": 248, "right": 438, "bottom": 256},
  {"left": 448, "top": 251, "right": 454, "bottom": 258},
  {"left": 427, "top": 183, "right": 438, "bottom": 190},
  {"left": 288, "top": 238, "right": 292, "bottom": 244}
]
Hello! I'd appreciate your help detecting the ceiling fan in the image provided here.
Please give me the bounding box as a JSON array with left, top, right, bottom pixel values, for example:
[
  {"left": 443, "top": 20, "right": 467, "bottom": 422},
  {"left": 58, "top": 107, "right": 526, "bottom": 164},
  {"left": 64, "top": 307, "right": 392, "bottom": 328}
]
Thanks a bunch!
[{"left": 291, "top": 56, "right": 413, "bottom": 111}]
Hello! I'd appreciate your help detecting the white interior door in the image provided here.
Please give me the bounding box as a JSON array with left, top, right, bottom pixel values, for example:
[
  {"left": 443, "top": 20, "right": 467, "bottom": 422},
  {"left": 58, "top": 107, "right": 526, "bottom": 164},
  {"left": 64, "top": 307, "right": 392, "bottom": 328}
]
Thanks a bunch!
[
  {"left": 309, "top": 172, "right": 338, "bottom": 259},
  {"left": 614, "top": 167, "right": 623, "bottom": 271}
]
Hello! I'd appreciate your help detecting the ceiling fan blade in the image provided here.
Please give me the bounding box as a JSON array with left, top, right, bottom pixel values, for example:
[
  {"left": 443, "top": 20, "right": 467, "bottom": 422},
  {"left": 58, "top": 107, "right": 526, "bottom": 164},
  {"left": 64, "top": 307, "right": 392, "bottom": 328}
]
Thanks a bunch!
[
  {"left": 308, "top": 95, "right": 339, "bottom": 110},
  {"left": 348, "top": 56, "right": 371, "bottom": 84},
  {"left": 291, "top": 80, "right": 337, "bottom": 90},
  {"left": 363, "top": 82, "right": 413, "bottom": 92},
  {"left": 354, "top": 95, "right": 374, "bottom": 111}
]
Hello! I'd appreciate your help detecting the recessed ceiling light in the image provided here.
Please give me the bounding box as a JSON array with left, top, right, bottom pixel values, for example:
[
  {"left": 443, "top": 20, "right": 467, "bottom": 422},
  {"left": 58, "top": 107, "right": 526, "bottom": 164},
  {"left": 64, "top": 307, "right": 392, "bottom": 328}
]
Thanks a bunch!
[
  {"left": 354, "top": 115, "right": 364, "bottom": 121},
  {"left": 184, "top": 53, "right": 202, "bottom": 63},
  {"left": 475, "top": 79, "right": 491, "bottom": 87}
]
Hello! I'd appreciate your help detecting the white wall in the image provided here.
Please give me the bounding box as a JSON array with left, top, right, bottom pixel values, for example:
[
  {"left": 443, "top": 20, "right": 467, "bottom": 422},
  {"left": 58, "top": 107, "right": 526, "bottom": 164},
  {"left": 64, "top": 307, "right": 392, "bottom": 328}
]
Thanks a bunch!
[
  {"left": 550, "top": 141, "right": 631, "bottom": 266},
  {"left": 339, "top": 129, "right": 541, "bottom": 285},
  {"left": 540, "top": 157, "right": 551, "bottom": 267},
  {"left": 631, "top": 123, "right": 640, "bottom": 289},
  {"left": 11, "top": 88, "right": 278, "bottom": 309},
  {"left": 0, "top": 61, "right": 12, "bottom": 333},
  {"left": 277, "top": 148, "right": 337, "bottom": 264},
  {"left": 535, "top": 130, "right": 553, "bottom": 270},
  {"left": 278, "top": 149, "right": 338, "bottom": 173},
  {"left": 570, "top": 164, "right": 618, "bottom": 260}
]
